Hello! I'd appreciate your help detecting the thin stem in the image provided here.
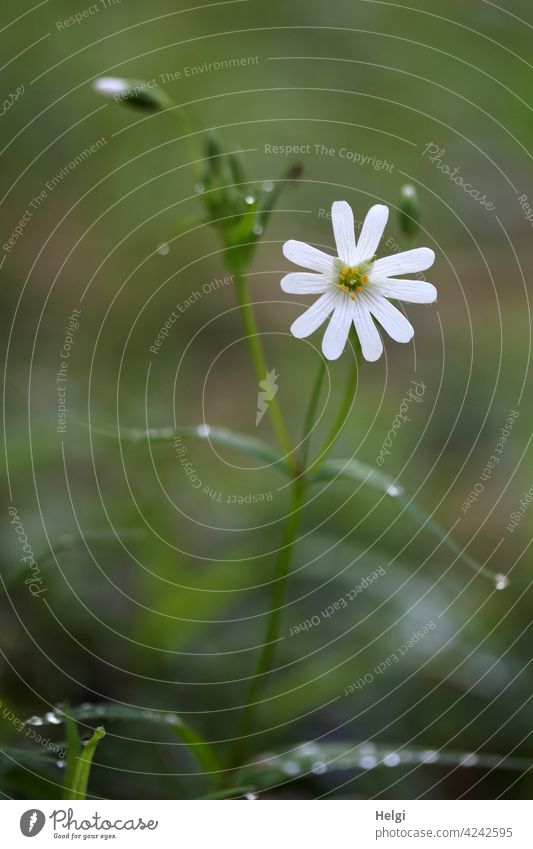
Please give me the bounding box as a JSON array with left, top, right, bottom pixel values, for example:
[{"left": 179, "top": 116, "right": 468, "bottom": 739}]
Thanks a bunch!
[
  {"left": 306, "top": 331, "right": 360, "bottom": 477},
  {"left": 168, "top": 105, "right": 203, "bottom": 178},
  {"left": 299, "top": 355, "right": 327, "bottom": 469},
  {"left": 233, "top": 273, "right": 296, "bottom": 469},
  {"left": 228, "top": 476, "right": 306, "bottom": 771}
]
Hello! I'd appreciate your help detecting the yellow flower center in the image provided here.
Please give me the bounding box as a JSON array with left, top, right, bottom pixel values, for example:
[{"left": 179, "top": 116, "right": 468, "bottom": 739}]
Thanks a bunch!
[{"left": 337, "top": 264, "right": 371, "bottom": 300}]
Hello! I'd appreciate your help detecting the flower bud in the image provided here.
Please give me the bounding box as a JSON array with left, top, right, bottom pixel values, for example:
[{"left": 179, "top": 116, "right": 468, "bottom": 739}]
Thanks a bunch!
[
  {"left": 92, "top": 77, "right": 172, "bottom": 111},
  {"left": 398, "top": 183, "right": 421, "bottom": 242}
]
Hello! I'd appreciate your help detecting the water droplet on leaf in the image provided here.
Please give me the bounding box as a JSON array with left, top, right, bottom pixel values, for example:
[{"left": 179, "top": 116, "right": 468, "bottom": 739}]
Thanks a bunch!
[
  {"left": 45, "top": 711, "right": 62, "bottom": 725},
  {"left": 383, "top": 752, "right": 401, "bottom": 767},
  {"left": 311, "top": 761, "right": 327, "bottom": 775},
  {"left": 460, "top": 753, "right": 479, "bottom": 767},
  {"left": 494, "top": 573, "right": 509, "bottom": 590},
  {"left": 157, "top": 243, "right": 170, "bottom": 256},
  {"left": 282, "top": 761, "right": 300, "bottom": 776},
  {"left": 26, "top": 716, "right": 44, "bottom": 726}
]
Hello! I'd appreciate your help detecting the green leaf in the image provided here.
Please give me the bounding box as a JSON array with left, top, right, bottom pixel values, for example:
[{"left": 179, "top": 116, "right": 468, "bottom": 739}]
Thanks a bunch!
[
  {"left": 202, "top": 785, "right": 255, "bottom": 799},
  {"left": 309, "top": 458, "right": 501, "bottom": 583},
  {"left": 66, "top": 726, "right": 105, "bottom": 801},
  {"left": 30, "top": 703, "right": 220, "bottom": 780},
  {"left": 91, "top": 422, "right": 286, "bottom": 471},
  {"left": 309, "top": 457, "right": 401, "bottom": 496},
  {"left": 240, "top": 741, "right": 533, "bottom": 788},
  {"left": 394, "top": 492, "right": 503, "bottom": 583},
  {"left": 257, "top": 164, "right": 304, "bottom": 230}
]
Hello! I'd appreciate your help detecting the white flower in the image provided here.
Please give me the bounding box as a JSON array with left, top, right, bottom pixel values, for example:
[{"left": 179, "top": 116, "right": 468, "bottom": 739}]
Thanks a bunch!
[{"left": 281, "top": 201, "right": 437, "bottom": 361}]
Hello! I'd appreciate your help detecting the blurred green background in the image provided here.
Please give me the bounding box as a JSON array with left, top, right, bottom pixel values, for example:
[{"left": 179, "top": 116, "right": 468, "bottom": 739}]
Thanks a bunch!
[{"left": 1, "top": 0, "right": 532, "bottom": 799}]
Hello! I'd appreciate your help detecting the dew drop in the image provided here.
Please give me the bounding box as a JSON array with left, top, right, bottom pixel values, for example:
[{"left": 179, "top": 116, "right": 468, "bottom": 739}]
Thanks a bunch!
[
  {"left": 45, "top": 711, "right": 62, "bottom": 725},
  {"left": 421, "top": 749, "right": 439, "bottom": 764},
  {"left": 194, "top": 182, "right": 204, "bottom": 194},
  {"left": 359, "top": 755, "right": 377, "bottom": 769},
  {"left": 282, "top": 761, "right": 300, "bottom": 776},
  {"left": 57, "top": 760, "right": 65, "bottom": 769},
  {"left": 494, "top": 573, "right": 509, "bottom": 590},
  {"left": 311, "top": 761, "right": 327, "bottom": 775},
  {"left": 245, "top": 195, "right": 255, "bottom": 205},
  {"left": 383, "top": 752, "right": 401, "bottom": 767},
  {"left": 253, "top": 223, "right": 263, "bottom": 236},
  {"left": 262, "top": 180, "right": 274, "bottom": 192},
  {"left": 157, "top": 242, "right": 170, "bottom": 256},
  {"left": 26, "top": 716, "right": 44, "bottom": 726},
  {"left": 386, "top": 484, "right": 403, "bottom": 497},
  {"left": 196, "top": 424, "right": 211, "bottom": 437},
  {"left": 298, "top": 743, "right": 320, "bottom": 757},
  {"left": 245, "top": 793, "right": 258, "bottom": 800},
  {"left": 460, "top": 753, "right": 479, "bottom": 767}
]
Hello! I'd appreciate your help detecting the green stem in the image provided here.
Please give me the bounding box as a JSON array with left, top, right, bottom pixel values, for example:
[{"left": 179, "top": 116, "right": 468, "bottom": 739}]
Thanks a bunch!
[
  {"left": 306, "top": 331, "right": 360, "bottom": 477},
  {"left": 228, "top": 476, "right": 306, "bottom": 771},
  {"left": 169, "top": 105, "right": 203, "bottom": 178},
  {"left": 233, "top": 273, "right": 296, "bottom": 469},
  {"left": 299, "top": 356, "right": 327, "bottom": 469}
]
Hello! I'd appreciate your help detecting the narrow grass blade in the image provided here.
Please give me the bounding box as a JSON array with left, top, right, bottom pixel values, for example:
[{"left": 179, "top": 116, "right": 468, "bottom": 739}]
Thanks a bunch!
[
  {"left": 240, "top": 741, "right": 533, "bottom": 788},
  {"left": 65, "top": 726, "right": 105, "bottom": 801},
  {"left": 90, "top": 422, "right": 286, "bottom": 470}
]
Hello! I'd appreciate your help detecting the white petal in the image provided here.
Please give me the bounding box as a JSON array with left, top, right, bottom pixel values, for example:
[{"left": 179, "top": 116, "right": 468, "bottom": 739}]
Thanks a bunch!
[
  {"left": 372, "top": 247, "right": 435, "bottom": 277},
  {"left": 365, "top": 293, "right": 414, "bottom": 343},
  {"left": 352, "top": 300, "right": 383, "bottom": 362},
  {"left": 331, "top": 201, "right": 356, "bottom": 265},
  {"left": 372, "top": 278, "right": 437, "bottom": 304},
  {"left": 290, "top": 291, "right": 339, "bottom": 339},
  {"left": 321, "top": 295, "right": 355, "bottom": 360},
  {"left": 283, "top": 240, "right": 336, "bottom": 274},
  {"left": 354, "top": 204, "right": 389, "bottom": 263},
  {"left": 280, "top": 272, "right": 332, "bottom": 294}
]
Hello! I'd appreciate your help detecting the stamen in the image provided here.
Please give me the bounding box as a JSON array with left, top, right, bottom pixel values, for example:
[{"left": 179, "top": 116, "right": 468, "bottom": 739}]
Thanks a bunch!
[{"left": 336, "top": 263, "right": 372, "bottom": 298}]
